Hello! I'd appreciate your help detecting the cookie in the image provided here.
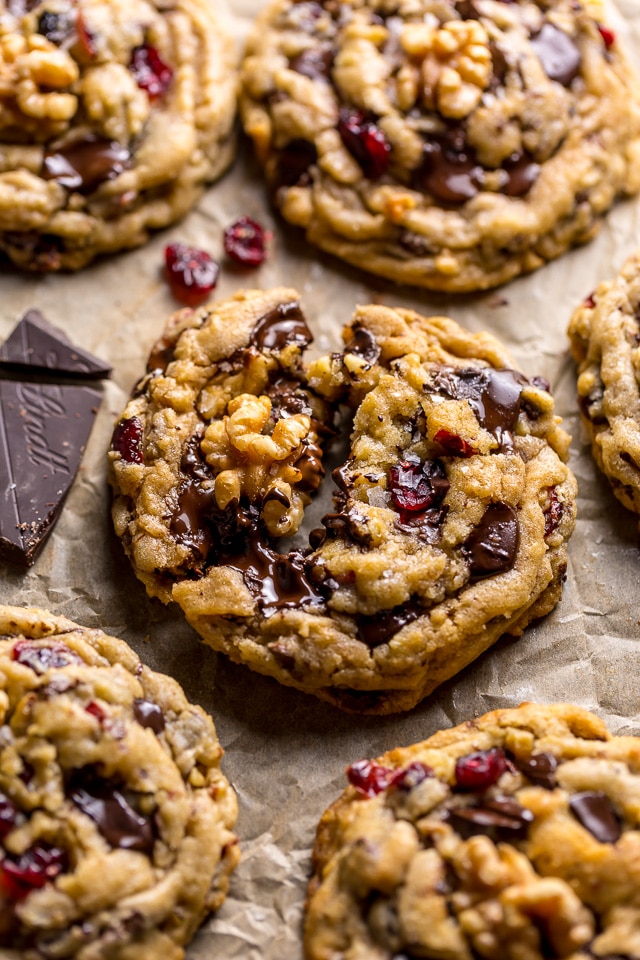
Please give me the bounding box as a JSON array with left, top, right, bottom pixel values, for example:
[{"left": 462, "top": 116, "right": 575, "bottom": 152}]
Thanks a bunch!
[
  {"left": 305, "top": 703, "right": 640, "bottom": 960},
  {"left": 568, "top": 248, "right": 640, "bottom": 521},
  {"left": 240, "top": 0, "right": 640, "bottom": 292},
  {"left": 108, "top": 289, "right": 576, "bottom": 714},
  {"left": 0, "top": 604, "right": 239, "bottom": 958},
  {"left": 0, "top": 0, "right": 237, "bottom": 271}
]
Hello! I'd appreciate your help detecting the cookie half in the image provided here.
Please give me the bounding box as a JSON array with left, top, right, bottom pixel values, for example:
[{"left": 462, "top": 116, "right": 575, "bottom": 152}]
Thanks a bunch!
[
  {"left": 305, "top": 703, "right": 640, "bottom": 960},
  {"left": 109, "top": 290, "right": 576, "bottom": 714},
  {"left": 0, "top": 0, "right": 237, "bottom": 271},
  {"left": 240, "top": 0, "right": 640, "bottom": 292},
  {"left": 0, "top": 605, "right": 239, "bottom": 958},
  {"left": 568, "top": 249, "right": 640, "bottom": 521}
]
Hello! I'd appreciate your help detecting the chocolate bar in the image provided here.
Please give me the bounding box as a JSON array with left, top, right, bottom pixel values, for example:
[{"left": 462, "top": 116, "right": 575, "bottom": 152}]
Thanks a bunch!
[{"left": 0, "top": 312, "right": 111, "bottom": 566}]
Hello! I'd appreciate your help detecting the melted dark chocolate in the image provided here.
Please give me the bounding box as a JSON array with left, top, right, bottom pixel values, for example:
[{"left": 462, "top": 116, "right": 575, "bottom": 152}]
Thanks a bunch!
[
  {"left": 224, "top": 537, "right": 322, "bottom": 616},
  {"left": 133, "top": 698, "right": 165, "bottom": 734},
  {"left": 569, "top": 791, "right": 621, "bottom": 844},
  {"left": 430, "top": 367, "right": 527, "bottom": 444},
  {"left": 516, "top": 751, "right": 558, "bottom": 789},
  {"left": 531, "top": 23, "right": 581, "bottom": 87},
  {"left": 289, "top": 46, "right": 333, "bottom": 80},
  {"left": 250, "top": 301, "right": 312, "bottom": 351},
  {"left": 448, "top": 795, "right": 534, "bottom": 840},
  {"left": 69, "top": 774, "right": 154, "bottom": 854},
  {"left": 502, "top": 152, "right": 541, "bottom": 198},
  {"left": 344, "top": 327, "right": 381, "bottom": 365},
  {"left": 322, "top": 498, "right": 372, "bottom": 546},
  {"left": 464, "top": 503, "right": 519, "bottom": 580},
  {"left": 356, "top": 599, "right": 424, "bottom": 648},
  {"left": 43, "top": 137, "right": 131, "bottom": 194},
  {"left": 413, "top": 131, "right": 482, "bottom": 206},
  {"left": 274, "top": 138, "right": 318, "bottom": 189},
  {"left": 295, "top": 438, "right": 325, "bottom": 492}
]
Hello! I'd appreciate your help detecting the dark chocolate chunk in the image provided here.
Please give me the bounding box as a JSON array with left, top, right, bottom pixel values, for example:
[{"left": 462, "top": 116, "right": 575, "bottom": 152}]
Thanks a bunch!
[
  {"left": 516, "top": 751, "right": 558, "bottom": 788},
  {"left": 501, "top": 152, "right": 541, "bottom": 198},
  {"left": 430, "top": 367, "right": 526, "bottom": 444},
  {"left": 249, "top": 301, "right": 313, "bottom": 351},
  {"left": 37, "top": 10, "right": 72, "bottom": 45},
  {"left": 413, "top": 131, "right": 482, "bottom": 206},
  {"left": 448, "top": 795, "right": 534, "bottom": 840},
  {"left": 569, "top": 791, "right": 621, "bottom": 843},
  {"left": 0, "top": 310, "right": 112, "bottom": 379},
  {"left": 344, "top": 327, "right": 381, "bottom": 365},
  {"left": 43, "top": 137, "right": 131, "bottom": 194},
  {"left": 0, "top": 379, "right": 101, "bottom": 566},
  {"left": 69, "top": 775, "right": 155, "bottom": 854},
  {"left": 133, "top": 698, "right": 165, "bottom": 734},
  {"left": 289, "top": 46, "right": 333, "bottom": 80},
  {"left": 274, "top": 138, "right": 318, "bottom": 189},
  {"left": 224, "top": 537, "right": 323, "bottom": 616},
  {"left": 531, "top": 23, "right": 581, "bottom": 86},
  {"left": 356, "top": 599, "right": 424, "bottom": 647},
  {"left": 464, "top": 502, "right": 519, "bottom": 580}
]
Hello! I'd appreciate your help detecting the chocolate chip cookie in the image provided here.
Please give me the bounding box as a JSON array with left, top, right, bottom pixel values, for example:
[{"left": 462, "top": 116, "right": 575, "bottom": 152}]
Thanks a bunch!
[
  {"left": 109, "top": 290, "right": 576, "bottom": 714},
  {"left": 240, "top": 0, "right": 640, "bottom": 292},
  {"left": 305, "top": 702, "right": 640, "bottom": 960},
  {"left": 568, "top": 248, "right": 640, "bottom": 522},
  {"left": 0, "top": 604, "right": 239, "bottom": 958},
  {"left": 0, "top": 0, "right": 237, "bottom": 271}
]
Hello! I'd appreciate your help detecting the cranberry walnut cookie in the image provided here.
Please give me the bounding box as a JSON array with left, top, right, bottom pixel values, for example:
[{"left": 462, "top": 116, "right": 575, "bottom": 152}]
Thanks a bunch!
[
  {"left": 568, "top": 249, "right": 640, "bottom": 523},
  {"left": 0, "top": 0, "right": 237, "bottom": 271},
  {"left": 305, "top": 703, "right": 640, "bottom": 960},
  {"left": 240, "top": 0, "right": 640, "bottom": 292},
  {"left": 108, "top": 289, "right": 576, "bottom": 714},
  {"left": 0, "top": 604, "right": 239, "bottom": 959}
]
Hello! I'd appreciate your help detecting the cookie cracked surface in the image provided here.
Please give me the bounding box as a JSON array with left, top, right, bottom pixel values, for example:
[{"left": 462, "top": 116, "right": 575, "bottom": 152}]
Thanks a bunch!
[
  {"left": 305, "top": 703, "right": 640, "bottom": 960},
  {"left": 0, "top": 604, "right": 239, "bottom": 959},
  {"left": 0, "top": 0, "right": 237, "bottom": 271},
  {"left": 568, "top": 248, "right": 640, "bottom": 524},
  {"left": 109, "top": 288, "right": 576, "bottom": 714},
  {"left": 240, "top": 0, "right": 640, "bottom": 292}
]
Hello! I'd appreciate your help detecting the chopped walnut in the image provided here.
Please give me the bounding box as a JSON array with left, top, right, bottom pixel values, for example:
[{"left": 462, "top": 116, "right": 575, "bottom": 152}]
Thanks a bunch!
[
  {"left": 0, "top": 33, "right": 78, "bottom": 138},
  {"left": 400, "top": 20, "right": 492, "bottom": 120}
]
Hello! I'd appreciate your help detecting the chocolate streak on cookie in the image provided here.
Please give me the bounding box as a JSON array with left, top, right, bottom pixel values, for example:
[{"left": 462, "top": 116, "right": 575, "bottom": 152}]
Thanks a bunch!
[
  {"left": 343, "top": 326, "right": 381, "bottom": 365},
  {"left": 223, "top": 536, "right": 322, "bottom": 616},
  {"left": 250, "top": 300, "right": 313, "bottom": 351}
]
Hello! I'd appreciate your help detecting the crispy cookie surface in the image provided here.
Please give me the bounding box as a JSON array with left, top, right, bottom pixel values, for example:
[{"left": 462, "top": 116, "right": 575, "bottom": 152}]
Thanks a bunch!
[
  {"left": 305, "top": 703, "right": 640, "bottom": 960},
  {"left": 240, "top": 0, "right": 640, "bottom": 292},
  {"left": 568, "top": 249, "right": 640, "bottom": 521},
  {"left": 109, "top": 289, "right": 576, "bottom": 714},
  {"left": 0, "top": 0, "right": 237, "bottom": 271},
  {"left": 0, "top": 605, "right": 239, "bottom": 959}
]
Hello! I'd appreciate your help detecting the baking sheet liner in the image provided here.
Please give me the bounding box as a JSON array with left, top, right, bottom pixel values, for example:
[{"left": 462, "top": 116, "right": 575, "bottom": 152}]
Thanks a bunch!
[{"left": 1, "top": 1, "right": 640, "bottom": 955}]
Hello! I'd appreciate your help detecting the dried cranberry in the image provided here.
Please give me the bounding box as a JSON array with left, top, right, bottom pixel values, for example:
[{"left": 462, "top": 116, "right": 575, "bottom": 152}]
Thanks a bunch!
[
  {"left": 544, "top": 486, "right": 564, "bottom": 537},
  {"left": 12, "top": 640, "right": 81, "bottom": 674},
  {"left": 1, "top": 844, "right": 67, "bottom": 901},
  {"left": 76, "top": 11, "right": 96, "bottom": 58},
  {"left": 433, "top": 429, "right": 476, "bottom": 458},
  {"left": 164, "top": 243, "right": 219, "bottom": 306},
  {"left": 223, "top": 217, "right": 269, "bottom": 267},
  {"left": 130, "top": 44, "right": 173, "bottom": 100},
  {"left": 454, "top": 747, "right": 507, "bottom": 791},
  {"left": 388, "top": 457, "right": 449, "bottom": 513},
  {"left": 85, "top": 701, "right": 107, "bottom": 723},
  {"left": 583, "top": 292, "right": 596, "bottom": 308},
  {"left": 338, "top": 110, "right": 391, "bottom": 180},
  {"left": 529, "top": 375, "right": 551, "bottom": 394},
  {"left": 347, "top": 759, "right": 396, "bottom": 797},
  {"left": 597, "top": 24, "right": 615, "bottom": 48},
  {"left": 388, "top": 761, "right": 434, "bottom": 792},
  {"left": 111, "top": 416, "right": 144, "bottom": 464},
  {"left": 0, "top": 793, "right": 20, "bottom": 840}
]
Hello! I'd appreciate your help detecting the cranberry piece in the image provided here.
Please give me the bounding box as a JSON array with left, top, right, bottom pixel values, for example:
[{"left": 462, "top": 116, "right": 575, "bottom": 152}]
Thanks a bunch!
[
  {"left": 597, "top": 24, "right": 615, "bottom": 48},
  {"left": 389, "top": 457, "right": 449, "bottom": 513},
  {"left": 0, "top": 793, "right": 20, "bottom": 840},
  {"left": 223, "top": 217, "right": 269, "bottom": 267},
  {"left": 454, "top": 747, "right": 507, "bottom": 791},
  {"left": 338, "top": 110, "right": 391, "bottom": 180},
  {"left": 1, "top": 844, "right": 67, "bottom": 901},
  {"left": 12, "top": 640, "right": 81, "bottom": 674},
  {"left": 130, "top": 44, "right": 173, "bottom": 100},
  {"left": 85, "top": 701, "right": 107, "bottom": 723},
  {"left": 434, "top": 428, "right": 476, "bottom": 458},
  {"left": 76, "top": 11, "right": 96, "bottom": 58},
  {"left": 544, "top": 486, "right": 564, "bottom": 538},
  {"left": 164, "top": 243, "right": 219, "bottom": 306},
  {"left": 111, "top": 416, "right": 144, "bottom": 465},
  {"left": 583, "top": 292, "right": 596, "bottom": 308},
  {"left": 388, "top": 761, "right": 434, "bottom": 792},
  {"left": 346, "top": 759, "right": 396, "bottom": 797}
]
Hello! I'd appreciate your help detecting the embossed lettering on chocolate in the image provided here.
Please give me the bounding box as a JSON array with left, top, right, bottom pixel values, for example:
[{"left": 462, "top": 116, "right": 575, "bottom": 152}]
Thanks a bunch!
[{"left": 109, "top": 290, "right": 577, "bottom": 714}]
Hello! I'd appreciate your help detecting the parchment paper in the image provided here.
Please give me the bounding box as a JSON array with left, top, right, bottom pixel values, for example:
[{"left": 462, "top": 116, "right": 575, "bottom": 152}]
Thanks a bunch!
[{"left": 2, "top": 2, "right": 640, "bottom": 956}]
